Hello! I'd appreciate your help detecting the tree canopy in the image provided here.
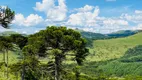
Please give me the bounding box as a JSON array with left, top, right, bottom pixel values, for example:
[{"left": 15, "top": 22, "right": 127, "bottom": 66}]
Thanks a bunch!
[
  {"left": 0, "top": 6, "right": 15, "bottom": 28},
  {"left": 24, "top": 26, "right": 89, "bottom": 80}
]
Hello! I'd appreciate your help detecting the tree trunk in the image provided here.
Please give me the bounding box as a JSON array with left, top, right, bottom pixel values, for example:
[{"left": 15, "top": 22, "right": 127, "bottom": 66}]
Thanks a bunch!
[
  {"left": 6, "top": 50, "right": 9, "bottom": 79},
  {"left": 21, "top": 65, "right": 25, "bottom": 80},
  {"left": 21, "top": 55, "right": 25, "bottom": 80},
  {"left": 15, "top": 72, "right": 18, "bottom": 80},
  {"left": 3, "top": 51, "right": 6, "bottom": 77},
  {"left": 54, "top": 55, "right": 61, "bottom": 80},
  {"left": 75, "top": 70, "right": 80, "bottom": 80},
  {"left": 55, "top": 62, "right": 58, "bottom": 80},
  {"left": 3, "top": 51, "right": 5, "bottom": 63}
]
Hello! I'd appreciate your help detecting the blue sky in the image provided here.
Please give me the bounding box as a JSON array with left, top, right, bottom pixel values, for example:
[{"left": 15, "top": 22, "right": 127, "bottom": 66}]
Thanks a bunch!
[{"left": 1, "top": 0, "right": 142, "bottom": 34}]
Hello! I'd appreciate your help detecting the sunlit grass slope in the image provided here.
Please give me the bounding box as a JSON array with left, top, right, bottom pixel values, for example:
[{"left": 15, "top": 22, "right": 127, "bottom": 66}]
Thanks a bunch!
[
  {"left": 0, "top": 51, "right": 20, "bottom": 64},
  {"left": 87, "top": 32, "right": 142, "bottom": 61}
]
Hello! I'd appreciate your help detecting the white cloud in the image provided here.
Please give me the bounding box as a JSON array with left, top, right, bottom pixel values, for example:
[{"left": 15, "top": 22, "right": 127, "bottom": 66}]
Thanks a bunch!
[
  {"left": 67, "top": 6, "right": 100, "bottom": 27},
  {"left": 12, "top": 13, "right": 44, "bottom": 27},
  {"left": 135, "top": 10, "right": 142, "bottom": 14},
  {"left": 65, "top": 5, "right": 130, "bottom": 34},
  {"left": 121, "top": 13, "right": 142, "bottom": 23},
  {"left": 132, "top": 24, "right": 142, "bottom": 30},
  {"left": 34, "top": 0, "right": 67, "bottom": 21},
  {"left": 34, "top": 0, "right": 54, "bottom": 12},
  {"left": 82, "top": 27, "right": 94, "bottom": 32},
  {"left": 73, "top": 5, "right": 94, "bottom": 12},
  {"left": 99, "top": 18, "right": 129, "bottom": 33},
  {"left": 22, "top": 31, "right": 27, "bottom": 34},
  {"left": 103, "top": 19, "right": 128, "bottom": 26}
]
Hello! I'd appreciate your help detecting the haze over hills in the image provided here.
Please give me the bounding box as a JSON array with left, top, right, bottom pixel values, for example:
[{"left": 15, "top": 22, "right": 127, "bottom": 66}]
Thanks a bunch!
[
  {"left": 107, "top": 30, "right": 141, "bottom": 38},
  {"left": 0, "top": 31, "right": 28, "bottom": 36},
  {"left": 80, "top": 30, "right": 141, "bottom": 40},
  {"left": 0, "top": 31, "right": 18, "bottom": 36}
]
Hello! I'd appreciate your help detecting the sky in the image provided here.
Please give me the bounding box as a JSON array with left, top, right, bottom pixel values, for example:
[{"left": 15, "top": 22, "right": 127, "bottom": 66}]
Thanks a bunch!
[{"left": 0, "top": 0, "right": 142, "bottom": 34}]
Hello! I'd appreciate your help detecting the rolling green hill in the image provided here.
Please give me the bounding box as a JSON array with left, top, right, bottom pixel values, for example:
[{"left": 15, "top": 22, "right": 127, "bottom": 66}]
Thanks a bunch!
[
  {"left": 87, "top": 32, "right": 142, "bottom": 61},
  {"left": 81, "top": 39, "right": 142, "bottom": 78},
  {"left": 80, "top": 30, "right": 140, "bottom": 47},
  {"left": 66, "top": 31, "right": 142, "bottom": 78},
  {"left": 95, "top": 45, "right": 142, "bottom": 77}
]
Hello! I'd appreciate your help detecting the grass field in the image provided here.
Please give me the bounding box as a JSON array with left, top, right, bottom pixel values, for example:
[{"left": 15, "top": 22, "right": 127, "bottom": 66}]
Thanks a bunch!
[{"left": 87, "top": 32, "right": 142, "bottom": 61}]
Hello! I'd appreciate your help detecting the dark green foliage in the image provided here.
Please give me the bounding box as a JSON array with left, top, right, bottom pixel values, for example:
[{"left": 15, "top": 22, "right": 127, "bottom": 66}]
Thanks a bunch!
[
  {"left": 0, "top": 6, "right": 15, "bottom": 28},
  {"left": 10, "top": 34, "right": 28, "bottom": 49},
  {"left": 124, "top": 45, "right": 142, "bottom": 57},
  {"left": 0, "top": 36, "right": 13, "bottom": 53},
  {"left": 121, "top": 45, "right": 142, "bottom": 62},
  {"left": 31, "top": 26, "right": 89, "bottom": 64},
  {"left": 22, "top": 45, "right": 41, "bottom": 80},
  {"left": 26, "top": 26, "right": 89, "bottom": 80}
]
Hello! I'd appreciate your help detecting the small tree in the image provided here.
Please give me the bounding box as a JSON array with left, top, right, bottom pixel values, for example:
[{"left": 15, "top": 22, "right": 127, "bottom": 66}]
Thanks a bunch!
[
  {"left": 0, "top": 36, "right": 7, "bottom": 76},
  {"left": 10, "top": 34, "right": 28, "bottom": 80},
  {"left": 73, "top": 66, "right": 81, "bottom": 80},
  {"left": 0, "top": 36, "right": 13, "bottom": 79},
  {"left": 0, "top": 6, "right": 15, "bottom": 28},
  {"left": 22, "top": 45, "right": 41, "bottom": 80}
]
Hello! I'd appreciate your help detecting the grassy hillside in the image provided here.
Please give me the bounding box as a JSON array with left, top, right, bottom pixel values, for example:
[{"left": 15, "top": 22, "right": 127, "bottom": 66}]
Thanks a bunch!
[
  {"left": 80, "top": 30, "right": 140, "bottom": 47},
  {"left": 96, "top": 45, "right": 142, "bottom": 77},
  {"left": 0, "top": 51, "right": 20, "bottom": 64},
  {"left": 66, "top": 32, "right": 142, "bottom": 78},
  {"left": 80, "top": 45, "right": 142, "bottom": 78},
  {"left": 87, "top": 32, "right": 142, "bottom": 61}
]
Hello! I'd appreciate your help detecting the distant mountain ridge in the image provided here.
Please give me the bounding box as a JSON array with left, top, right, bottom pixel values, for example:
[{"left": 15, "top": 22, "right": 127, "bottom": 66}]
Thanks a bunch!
[
  {"left": 80, "top": 30, "right": 141, "bottom": 40},
  {"left": 80, "top": 31, "right": 108, "bottom": 40},
  {"left": 0, "top": 31, "right": 18, "bottom": 36},
  {"left": 107, "top": 30, "right": 141, "bottom": 38},
  {"left": 0, "top": 31, "right": 28, "bottom": 36}
]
